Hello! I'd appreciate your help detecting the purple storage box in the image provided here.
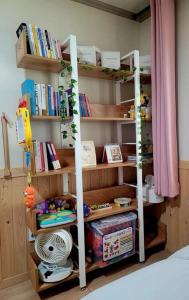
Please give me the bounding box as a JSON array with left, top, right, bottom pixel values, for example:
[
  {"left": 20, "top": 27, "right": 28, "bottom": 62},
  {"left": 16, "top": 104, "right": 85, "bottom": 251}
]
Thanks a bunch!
[{"left": 86, "top": 212, "right": 137, "bottom": 267}]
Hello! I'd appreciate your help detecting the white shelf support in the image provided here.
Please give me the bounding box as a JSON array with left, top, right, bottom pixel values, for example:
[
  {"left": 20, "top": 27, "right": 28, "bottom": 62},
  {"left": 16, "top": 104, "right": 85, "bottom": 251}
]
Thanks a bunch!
[
  {"left": 115, "top": 81, "right": 123, "bottom": 185},
  {"left": 69, "top": 35, "right": 86, "bottom": 288},
  {"left": 120, "top": 50, "right": 145, "bottom": 263},
  {"left": 133, "top": 50, "right": 145, "bottom": 262},
  {"left": 60, "top": 35, "right": 86, "bottom": 288}
]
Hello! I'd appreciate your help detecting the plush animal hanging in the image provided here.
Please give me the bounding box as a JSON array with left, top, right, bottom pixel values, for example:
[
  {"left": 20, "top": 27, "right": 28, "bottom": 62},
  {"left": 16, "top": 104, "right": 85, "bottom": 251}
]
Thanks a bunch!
[{"left": 24, "top": 185, "right": 36, "bottom": 208}]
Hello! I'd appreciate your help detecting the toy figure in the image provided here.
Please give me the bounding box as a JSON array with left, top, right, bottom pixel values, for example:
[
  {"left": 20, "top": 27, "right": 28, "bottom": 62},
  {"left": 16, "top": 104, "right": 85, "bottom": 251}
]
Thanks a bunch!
[{"left": 24, "top": 186, "right": 35, "bottom": 208}]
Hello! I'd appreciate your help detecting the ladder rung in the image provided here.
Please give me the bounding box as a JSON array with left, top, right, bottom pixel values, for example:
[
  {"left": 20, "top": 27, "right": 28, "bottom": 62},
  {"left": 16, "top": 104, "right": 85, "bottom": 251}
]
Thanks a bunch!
[{"left": 120, "top": 99, "right": 135, "bottom": 104}]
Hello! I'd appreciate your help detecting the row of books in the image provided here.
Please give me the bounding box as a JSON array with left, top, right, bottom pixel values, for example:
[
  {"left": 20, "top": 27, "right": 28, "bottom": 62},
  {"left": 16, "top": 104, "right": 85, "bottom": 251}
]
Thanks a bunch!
[
  {"left": 16, "top": 23, "right": 62, "bottom": 59},
  {"left": 21, "top": 79, "right": 92, "bottom": 117},
  {"left": 21, "top": 79, "right": 61, "bottom": 116},
  {"left": 33, "top": 141, "right": 61, "bottom": 173}
]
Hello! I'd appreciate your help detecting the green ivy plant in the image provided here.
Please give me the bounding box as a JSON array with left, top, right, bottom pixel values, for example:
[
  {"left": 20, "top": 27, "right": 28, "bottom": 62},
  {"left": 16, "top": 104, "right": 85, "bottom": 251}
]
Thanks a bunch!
[{"left": 59, "top": 60, "right": 78, "bottom": 143}]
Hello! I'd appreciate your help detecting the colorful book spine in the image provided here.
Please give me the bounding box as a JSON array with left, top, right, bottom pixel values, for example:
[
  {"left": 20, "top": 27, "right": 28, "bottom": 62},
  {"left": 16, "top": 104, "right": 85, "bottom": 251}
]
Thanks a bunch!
[
  {"left": 37, "top": 27, "right": 45, "bottom": 57},
  {"left": 46, "top": 142, "right": 56, "bottom": 170},
  {"left": 44, "top": 30, "right": 51, "bottom": 58},
  {"left": 21, "top": 79, "right": 36, "bottom": 115},
  {"left": 43, "top": 142, "right": 48, "bottom": 172},
  {"left": 41, "top": 29, "right": 48, "bottom": 57},
  {"left": 40, "top": 142, "right": 45, "bottom": 171},
  {"left": 85, "top": 96, "right": 91, "bottom": 116},
  {"left": 37, "top": 84, "right": 42, "bottom": 116},
  {"left": 27, "top": 24, "right": 36, "bottom": 55},
  {"left": 41, "top": 83, "right": 46, "bottom": 115},
  {"left": 56, "top": 40, "right": 62, "bottom": 59},
  {"left": 53, "top": 91, "right": 57, "bottom": 116},
  {"left": 32, "top": 25, "right": 40, "bottom": 56},
  {"left": 47, "top": 85, "right": 54, "bottom": 116},
  {"left": 48, "top": 31, "right": 54, "bottom": 58}
]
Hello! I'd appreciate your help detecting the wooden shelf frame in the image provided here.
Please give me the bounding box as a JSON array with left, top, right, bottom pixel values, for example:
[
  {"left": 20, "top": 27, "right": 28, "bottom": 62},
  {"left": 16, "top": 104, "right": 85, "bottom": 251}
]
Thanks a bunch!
[{"left": 16, "top": 30, "right": 155, "bottom": 292}]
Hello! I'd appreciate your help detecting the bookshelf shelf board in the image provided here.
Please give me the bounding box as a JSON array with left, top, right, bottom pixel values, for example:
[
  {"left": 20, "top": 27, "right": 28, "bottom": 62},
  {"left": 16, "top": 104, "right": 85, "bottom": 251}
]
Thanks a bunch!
[
  {"left": 84, "top": 202, "right": 137, "bottom": 222},
  {"left": 81, "top": 117, "right": 134, "bottom": 122},
  {"left": 31, "top": 116, "right": 134, "bottom": 122},
  {"left": 31, "top": 116, "right": 71, "bottom": 122},
  {"left": 31, "top": 161, "right": 136, "bottom": 177},
  {"left": 17, "top": 53, "right": 132, "bottom": 79},
  {"left": 17, "top": 54, "right": 63, "bottom": 73}
]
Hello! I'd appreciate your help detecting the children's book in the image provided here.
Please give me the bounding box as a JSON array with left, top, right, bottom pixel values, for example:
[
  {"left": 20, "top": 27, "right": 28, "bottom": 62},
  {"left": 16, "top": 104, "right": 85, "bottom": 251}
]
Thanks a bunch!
[{"left": 102, "top": 144, "right": 123, "bottom": 164}]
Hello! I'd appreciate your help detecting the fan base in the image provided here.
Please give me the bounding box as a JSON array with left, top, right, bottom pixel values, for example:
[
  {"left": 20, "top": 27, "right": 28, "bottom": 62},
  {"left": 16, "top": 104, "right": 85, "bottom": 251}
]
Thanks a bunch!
[{"left": 38, "top": 259, "right": 73, "bottom": 283}]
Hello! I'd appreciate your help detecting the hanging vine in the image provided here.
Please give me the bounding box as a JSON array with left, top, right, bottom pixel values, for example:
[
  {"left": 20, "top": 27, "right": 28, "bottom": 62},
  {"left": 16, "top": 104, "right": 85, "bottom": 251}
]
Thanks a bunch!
[{"left": 59, "top": 60, "right": 78, "bottom": 143}]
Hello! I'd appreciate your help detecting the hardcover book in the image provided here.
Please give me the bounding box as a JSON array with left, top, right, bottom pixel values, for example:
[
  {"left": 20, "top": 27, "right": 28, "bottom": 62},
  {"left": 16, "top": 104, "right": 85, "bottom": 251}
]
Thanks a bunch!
[
  {"left": 102, "top": 144, "right": 123, "bottom": 164},
  {"left": 81, "top": 141, "right": 97, "bottom": 167}
]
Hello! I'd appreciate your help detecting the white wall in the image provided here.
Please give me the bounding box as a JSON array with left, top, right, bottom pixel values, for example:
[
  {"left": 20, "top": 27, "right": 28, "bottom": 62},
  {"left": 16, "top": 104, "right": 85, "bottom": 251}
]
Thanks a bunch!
[
  {"left": 0, "top": 0, "right": 140, "bottom": 168},
  {"left": 176, "top": 0, "right": 189, "bottom": 160},
  {"left": 139, "top": 18, "right": 151, "bottom": 55}
]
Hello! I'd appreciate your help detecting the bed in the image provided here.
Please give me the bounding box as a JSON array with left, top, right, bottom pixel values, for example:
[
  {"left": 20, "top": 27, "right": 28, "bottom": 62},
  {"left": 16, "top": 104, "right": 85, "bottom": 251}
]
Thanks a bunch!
[{"left": 82, "top": 246, "right": 189, "bottom": 300}]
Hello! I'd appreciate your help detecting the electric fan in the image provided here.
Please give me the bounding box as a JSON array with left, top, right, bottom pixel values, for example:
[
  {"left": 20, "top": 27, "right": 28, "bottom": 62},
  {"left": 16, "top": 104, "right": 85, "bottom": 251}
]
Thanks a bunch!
[{"left": 35, "top": 229, "right": 73, "bottom": 283}]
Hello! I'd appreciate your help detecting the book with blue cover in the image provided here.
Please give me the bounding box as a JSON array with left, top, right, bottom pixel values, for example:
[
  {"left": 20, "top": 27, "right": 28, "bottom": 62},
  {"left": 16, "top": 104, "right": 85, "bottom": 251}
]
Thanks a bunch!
[{"left": 21, "top": 79, "right": 36, "bottom": 115}]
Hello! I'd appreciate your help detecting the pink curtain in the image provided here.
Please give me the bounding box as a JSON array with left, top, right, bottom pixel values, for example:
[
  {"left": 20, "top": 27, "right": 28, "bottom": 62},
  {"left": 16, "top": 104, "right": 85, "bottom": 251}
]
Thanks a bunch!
[{"left": 150, "top": 0, "right": 179, "bottom": 197}]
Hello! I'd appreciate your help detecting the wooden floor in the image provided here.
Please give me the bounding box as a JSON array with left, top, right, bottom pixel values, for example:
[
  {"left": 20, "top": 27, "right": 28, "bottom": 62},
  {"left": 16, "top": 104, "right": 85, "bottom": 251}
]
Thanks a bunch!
[{"left": 0, "top": 250, "right": 170, "bottom": 300}]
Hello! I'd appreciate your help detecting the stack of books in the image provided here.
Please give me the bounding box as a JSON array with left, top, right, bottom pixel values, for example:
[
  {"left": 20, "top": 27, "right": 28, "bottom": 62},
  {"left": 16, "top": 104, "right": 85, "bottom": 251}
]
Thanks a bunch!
[
  {"left": 16, "top": 23, "right": 62, "bottom": 59},
  {"left": 21, "top": 79, "right": 61, "bottom": 116},
  {"left": 32, "top": 140, "right": 61, "bottom": 173},
  {"left": 127, "top": 154, "right": 137, "bottom": 161}
]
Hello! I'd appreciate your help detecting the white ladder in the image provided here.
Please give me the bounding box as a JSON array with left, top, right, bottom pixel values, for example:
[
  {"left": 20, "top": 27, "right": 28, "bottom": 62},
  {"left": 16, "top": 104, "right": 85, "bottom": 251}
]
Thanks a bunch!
[{"left": 115, "top": 50, "right": 145, "bottom": 262}]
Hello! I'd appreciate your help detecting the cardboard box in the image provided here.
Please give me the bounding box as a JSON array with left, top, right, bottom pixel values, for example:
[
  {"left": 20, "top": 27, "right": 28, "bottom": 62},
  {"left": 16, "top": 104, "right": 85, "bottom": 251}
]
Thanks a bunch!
[
  {"left": 77, "top": 45, "right": 101, "bottom": 66},
  {"left": 101, "top": 51, "right": 120, "bottom": 70},
  {"left": 140, "top": 55, "right": 151, "bottom": 74}
]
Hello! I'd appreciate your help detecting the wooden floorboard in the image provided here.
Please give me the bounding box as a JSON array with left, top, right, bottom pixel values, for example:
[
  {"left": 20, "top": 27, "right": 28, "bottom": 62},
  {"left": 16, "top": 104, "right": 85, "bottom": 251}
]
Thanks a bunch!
[{"left": 0, "top": 250, "right": 170, "bottom": 300}]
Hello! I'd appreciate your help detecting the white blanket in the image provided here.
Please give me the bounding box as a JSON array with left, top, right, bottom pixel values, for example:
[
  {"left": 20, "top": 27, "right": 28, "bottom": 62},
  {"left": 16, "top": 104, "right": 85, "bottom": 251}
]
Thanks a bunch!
[{"left": 82, "top": 246, "right": 189, "bottom": 300}]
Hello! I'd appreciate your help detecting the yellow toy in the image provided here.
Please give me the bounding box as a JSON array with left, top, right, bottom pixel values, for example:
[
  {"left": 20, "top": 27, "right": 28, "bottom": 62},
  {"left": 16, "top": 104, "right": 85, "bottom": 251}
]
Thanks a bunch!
[
  {"left": 16, "top": 106, "right": 32, "bottom": 149},
  {"left": 16, "top": 101, "right": 34, "bottom": 208}
]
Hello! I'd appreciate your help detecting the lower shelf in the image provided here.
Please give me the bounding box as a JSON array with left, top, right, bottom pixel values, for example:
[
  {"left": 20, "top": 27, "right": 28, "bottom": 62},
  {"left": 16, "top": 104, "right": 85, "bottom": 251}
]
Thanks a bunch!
[
  {"left": 28, "top": 222, "right": 167, "bottom": 292},
  {"left": 28, "top": 251, "right": 79, "bottom": 292},
  {"left": 28, "top": 250, "right": 100, "bottom": 292}
]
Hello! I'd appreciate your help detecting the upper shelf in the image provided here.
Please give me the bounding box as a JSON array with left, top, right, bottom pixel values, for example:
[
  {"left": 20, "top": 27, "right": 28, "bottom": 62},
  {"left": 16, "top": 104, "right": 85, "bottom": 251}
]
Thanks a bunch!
[
  {"left": 30, "top": 104, "right": 135, "bottom": 123},
  {"left": 16, "top": 31, "right": 151, "bottom": 82}
]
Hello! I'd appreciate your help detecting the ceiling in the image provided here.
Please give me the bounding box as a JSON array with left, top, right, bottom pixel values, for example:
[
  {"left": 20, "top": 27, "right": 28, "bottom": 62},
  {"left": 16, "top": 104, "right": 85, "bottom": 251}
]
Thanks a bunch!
[{"left": 100, "top": 0, "right": 150, "bottom": 13}]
